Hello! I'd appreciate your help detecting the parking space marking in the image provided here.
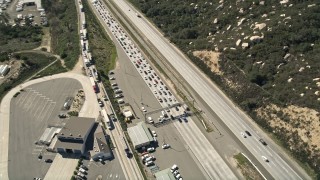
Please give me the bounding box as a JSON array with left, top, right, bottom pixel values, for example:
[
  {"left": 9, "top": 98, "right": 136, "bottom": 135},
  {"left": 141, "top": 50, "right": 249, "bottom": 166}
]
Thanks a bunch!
[
  {"left": 42, "top": 102, "right": 56, "bottom": 123},
  {"left": 35, "top": 100, "right": 49, "bottom": 121},
  {"left": 17, "top": 89, "right": 32, "bottom": 106},
  {"left": 38, "top": 102, "right": 54, "bottom": 121},
  {"left": 23, "top": 92, "right": 39, "bottom": 111},
  {"left": 33, "top": 96, "right": 48, "bottom": 118},
  {"left": 29, "top": 95, "right": 42, "bottom": 115}
]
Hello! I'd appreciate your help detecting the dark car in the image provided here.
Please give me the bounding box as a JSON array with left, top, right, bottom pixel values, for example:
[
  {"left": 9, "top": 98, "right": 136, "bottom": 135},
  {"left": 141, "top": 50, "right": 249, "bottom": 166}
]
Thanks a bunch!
[
  {"left": 38, "top": 154, "right": 42, "bottom": 159},
  {"left": 175, "top": 106, "right": 179, "bottom": 111},
  {"left": 58, "top": 114, "right": 66, "bottom": 118},
  {"left": 245, "top": 131, "right": 252, "bottom": 136},
  {"left": 45, "top": 159, "right": 53, "bottom": 163},
  {"left": 259, "top": 139, "right": 267, "bottom": 146}
]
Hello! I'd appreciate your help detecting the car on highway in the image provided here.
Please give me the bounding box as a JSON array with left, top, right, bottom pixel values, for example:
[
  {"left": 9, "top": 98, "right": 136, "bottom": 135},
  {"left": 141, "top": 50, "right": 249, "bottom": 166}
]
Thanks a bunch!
[
  {"left": 259, "top": 138, "right": 267, "bottom": 146},
  {"left": 241, "top": 132, "right": 247, "bottom": 138},
  {"left": 147, "top": 147, "right": 155, "bottom": 152},
  {"left": 245, "top": 131, "right": 252, "bottom": 136},
  {"left": 262, "top": 156, "right": 269, "bottom": 162},
  {"left": 162, "top": 143, "right": 170, "bottom": 149}
]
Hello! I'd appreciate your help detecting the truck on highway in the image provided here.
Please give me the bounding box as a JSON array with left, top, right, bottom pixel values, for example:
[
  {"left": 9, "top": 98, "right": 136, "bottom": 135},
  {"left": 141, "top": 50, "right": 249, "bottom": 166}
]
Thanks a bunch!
[
  {"left": 102, "top": 109, "right": 112, "bottom": 129},
  {"left": 123, "top": 137, "right": 132, "bottom": 158},
  {"left": 82, "top": 20, "right": 86, "bottom": 29}
]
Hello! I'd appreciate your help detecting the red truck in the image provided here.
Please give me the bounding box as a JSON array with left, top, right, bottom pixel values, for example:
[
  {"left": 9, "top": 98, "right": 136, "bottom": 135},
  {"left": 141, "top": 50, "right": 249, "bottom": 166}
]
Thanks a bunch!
[{"left": 93, "top": 84, "right": 99, "bottom": 93}]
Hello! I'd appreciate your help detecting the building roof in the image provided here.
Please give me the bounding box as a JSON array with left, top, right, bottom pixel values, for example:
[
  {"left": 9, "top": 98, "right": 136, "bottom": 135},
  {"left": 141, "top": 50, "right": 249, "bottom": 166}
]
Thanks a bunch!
[
  {"left": 154, "top": 168, "right": 176, "bottom": 180},
  {"left": 58, "top": 117, "right": 95, "bottom": 140},
  {"left": 90, "top": 125, "right": 111, "bottom": 156},
  {"left": 127, "top": 122, "right": 153, "bottom": 148},
  {"left": 55, "top": 138, "right": 84, "bottom": 150}
]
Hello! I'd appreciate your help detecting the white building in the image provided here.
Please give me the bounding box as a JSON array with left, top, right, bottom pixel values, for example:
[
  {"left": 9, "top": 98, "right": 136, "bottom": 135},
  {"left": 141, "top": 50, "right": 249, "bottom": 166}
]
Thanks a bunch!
[{"left": 90, "top": 125, "right": 112, "bottom": 161}]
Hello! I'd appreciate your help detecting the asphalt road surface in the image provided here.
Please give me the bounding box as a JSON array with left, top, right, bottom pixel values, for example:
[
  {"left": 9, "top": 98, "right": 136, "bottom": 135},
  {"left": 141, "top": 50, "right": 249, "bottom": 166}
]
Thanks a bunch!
[{"left": 105, "top": 0, "right": 310, "bottom": 179}]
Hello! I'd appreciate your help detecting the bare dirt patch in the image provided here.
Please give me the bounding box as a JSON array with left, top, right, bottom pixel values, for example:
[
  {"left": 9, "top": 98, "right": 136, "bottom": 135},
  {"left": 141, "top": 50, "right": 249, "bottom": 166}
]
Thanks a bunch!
[
  {"left": 193, "top": 50, "right": 221, "bottom": 74},
  {"left": 0, "top": 60, "right": 24, "bottom": 85},
  {"left": 256, "top": 104, "right": 320, "bottom": 155}
]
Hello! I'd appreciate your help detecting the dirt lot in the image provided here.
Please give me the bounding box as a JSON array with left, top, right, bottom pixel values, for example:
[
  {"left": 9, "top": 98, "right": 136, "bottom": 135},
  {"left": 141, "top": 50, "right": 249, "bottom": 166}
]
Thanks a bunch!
[{"left": 0, "top": 60, "right": 23, "bottom": 85}]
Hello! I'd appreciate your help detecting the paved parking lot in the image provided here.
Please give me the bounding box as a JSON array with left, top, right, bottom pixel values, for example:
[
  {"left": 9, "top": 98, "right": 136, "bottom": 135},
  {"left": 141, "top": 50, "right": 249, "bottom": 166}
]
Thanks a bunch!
[
  {"left": 8, "top": 78, "right": 81, "bottom": 179},
  {"left": 6, "top": 0, "right": 42, "bottom": 25},
  {"left": 81, "top": 153, "right": 125, "bottom": 180}
]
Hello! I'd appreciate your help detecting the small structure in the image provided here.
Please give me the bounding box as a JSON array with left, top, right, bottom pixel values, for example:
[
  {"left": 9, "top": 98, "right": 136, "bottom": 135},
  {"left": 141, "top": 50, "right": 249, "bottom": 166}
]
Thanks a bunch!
[
  {"left": 19, "top": 0, "right": 43, "bottom": 11},
  {"left": 90, "top": 125, "right": 112, "bottom": 161},
  {"left": 154, "top": 168, "right": 176, "bottom": 180},
  {"left": 0, "top": 65, "right": 10, "bottom": 77},
  {"left": 39, "top": 127, "right": 61, "bottom": 145},
  {"left": 54, "top": 117, "right": 95, "bottom": 155},
  {"left": 127, "top": 122, "right": 153, "bottom": 149}
]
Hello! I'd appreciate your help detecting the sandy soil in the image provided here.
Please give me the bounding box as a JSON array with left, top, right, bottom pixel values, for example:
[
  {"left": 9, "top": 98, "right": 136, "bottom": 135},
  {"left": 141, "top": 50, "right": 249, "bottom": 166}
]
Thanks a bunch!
[
  {"left": 193, "top": 50, "right": 221, "bottom": 74},
  {"left": 256, "top": 104, "right": 320, "bottom": 153}
]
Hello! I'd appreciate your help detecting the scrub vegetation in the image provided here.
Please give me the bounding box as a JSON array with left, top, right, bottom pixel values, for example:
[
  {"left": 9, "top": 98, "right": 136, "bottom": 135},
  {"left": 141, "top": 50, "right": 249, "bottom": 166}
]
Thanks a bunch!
[{"left": 42, "top": 0, "right": 80, "bottom": 69}]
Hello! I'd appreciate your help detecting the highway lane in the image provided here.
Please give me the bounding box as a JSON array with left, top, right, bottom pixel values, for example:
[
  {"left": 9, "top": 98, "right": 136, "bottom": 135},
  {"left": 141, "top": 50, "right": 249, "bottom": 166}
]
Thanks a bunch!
[
  {"left": 91, "top": 0, "right": 238, "bottom": 179},
  {"left": 108, "top": 0, "right": 310, "bottom": 179}
]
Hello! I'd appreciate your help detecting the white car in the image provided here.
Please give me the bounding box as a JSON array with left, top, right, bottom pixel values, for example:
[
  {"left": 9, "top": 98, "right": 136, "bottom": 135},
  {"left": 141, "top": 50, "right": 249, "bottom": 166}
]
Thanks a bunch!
[
  {"left": 241, "top": 132, "right": 247, "bottom": 138},
  {"left": 147, "top": 147, "right": 155, "bottom": 152},
  {"left": 142, "top": 107, "right": 147, "bottom": 112},
  {"left": 171, "top": 164, "right": 178, "bottom": 171},
  {"left": 262, "top": 156, "right": 269, "bottom": 162},
  {"left": 175, "top": 174, "right": 181, "bottom": 179},
  {"left": 145, "top": 160, "right": 154, "bottom": 166},
  {"left": 162, "top": 143, "right": 170, "bottom": 149},
  {"left": 142, "top": 154, "right": 149, "bottom": 161},
  {"left": 151, "top": 130, "right": 157, "bottom": 137},
  {"left": 148, "top": 117, "right": 154, "bottom": 123},
  {"left": 145, "top": 156, "right": 154, "bottom": 162},
  {"left": 173, "top": 170, "right": 179, "bottom": 175}
]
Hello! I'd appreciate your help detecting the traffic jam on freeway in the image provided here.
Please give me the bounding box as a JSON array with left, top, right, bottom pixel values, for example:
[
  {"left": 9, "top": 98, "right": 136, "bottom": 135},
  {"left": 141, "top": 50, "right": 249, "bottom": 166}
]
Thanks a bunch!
[{"left": 91, "top": 0, "right": 192, "bottom": 178}]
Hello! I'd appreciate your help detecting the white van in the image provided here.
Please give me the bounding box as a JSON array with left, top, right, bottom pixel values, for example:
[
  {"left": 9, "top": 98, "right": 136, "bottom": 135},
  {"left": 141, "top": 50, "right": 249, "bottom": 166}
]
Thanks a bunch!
[
  {"left": 79, "top": 168, "right": 86, "bottom": 173},
  {"left": 117, "top": 99, "right": 124, "bottom": 104},
  {"left": 148, "top": 117, "right": 154, "bottom": 123},
  {"left": 161, "top": 111, "right": 168, "bottom": 117}
]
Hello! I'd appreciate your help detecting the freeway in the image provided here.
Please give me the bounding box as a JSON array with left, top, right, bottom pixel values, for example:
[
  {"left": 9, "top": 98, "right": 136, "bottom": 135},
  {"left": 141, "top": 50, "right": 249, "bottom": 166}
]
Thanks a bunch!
[
  {"left": 106, "top": 0, "right": 310, "bottom": 179},
  {"left": 91, "top": 0, "right": 238, "bottom": 179}
]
